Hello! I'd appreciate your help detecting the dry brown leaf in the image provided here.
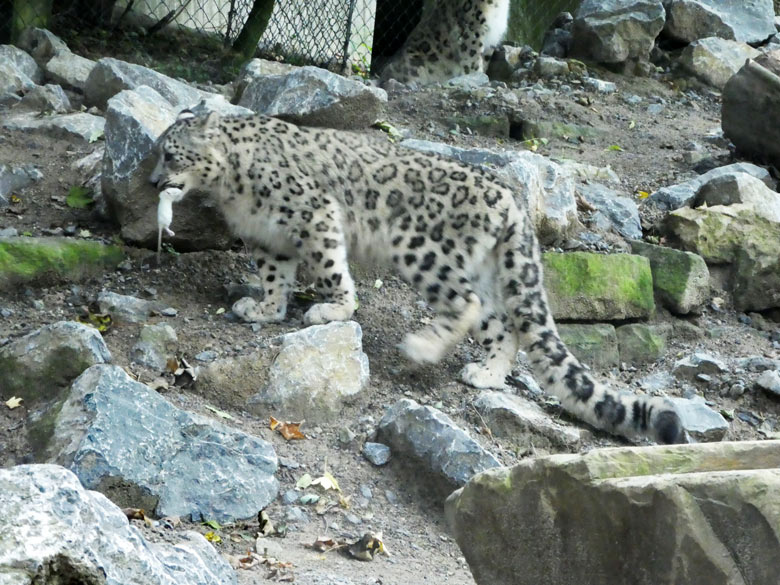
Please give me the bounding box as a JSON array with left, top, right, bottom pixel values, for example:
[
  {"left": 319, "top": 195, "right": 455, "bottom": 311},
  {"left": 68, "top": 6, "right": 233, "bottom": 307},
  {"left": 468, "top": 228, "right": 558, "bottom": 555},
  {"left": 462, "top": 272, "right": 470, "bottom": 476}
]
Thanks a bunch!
[{"left": 269, "top": 416, "right": 306, "bottom": 440}]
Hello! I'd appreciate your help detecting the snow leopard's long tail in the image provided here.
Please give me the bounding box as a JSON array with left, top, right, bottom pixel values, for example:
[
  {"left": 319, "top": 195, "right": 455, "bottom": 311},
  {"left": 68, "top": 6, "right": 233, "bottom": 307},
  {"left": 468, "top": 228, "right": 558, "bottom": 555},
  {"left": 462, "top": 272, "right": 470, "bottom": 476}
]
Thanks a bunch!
[{"left": 498, "top": 208, "right": 685, "bottom": 445}]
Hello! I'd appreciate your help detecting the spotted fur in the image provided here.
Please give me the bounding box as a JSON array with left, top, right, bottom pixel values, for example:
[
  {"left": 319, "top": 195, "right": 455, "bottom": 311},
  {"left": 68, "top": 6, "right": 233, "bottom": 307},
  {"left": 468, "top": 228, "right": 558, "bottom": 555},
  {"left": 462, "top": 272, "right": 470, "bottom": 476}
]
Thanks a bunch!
[
  {"left": 151, "top": 110, "right": 684, "bottom": 445},
  {"left": 380, "top": 0, "right": 510, "bottom": 84}
]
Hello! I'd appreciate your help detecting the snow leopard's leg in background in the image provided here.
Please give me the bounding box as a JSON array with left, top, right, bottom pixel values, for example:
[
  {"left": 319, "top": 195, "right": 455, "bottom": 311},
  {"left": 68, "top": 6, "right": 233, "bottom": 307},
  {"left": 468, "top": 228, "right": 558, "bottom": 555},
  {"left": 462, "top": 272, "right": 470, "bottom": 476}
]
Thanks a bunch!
[
  {"left": 498, "top": 208, "right": 685, "bottom": 445},
  {"left": 232, "top": 248, "right": 298, "bottom": 323}
]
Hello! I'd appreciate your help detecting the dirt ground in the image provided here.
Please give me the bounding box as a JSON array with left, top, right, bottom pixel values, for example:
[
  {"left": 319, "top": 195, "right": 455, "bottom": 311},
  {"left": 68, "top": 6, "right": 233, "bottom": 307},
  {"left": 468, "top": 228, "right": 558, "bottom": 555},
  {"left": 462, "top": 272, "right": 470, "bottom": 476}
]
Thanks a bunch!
[{"left": 1, "top": 54, "right": 779, "bottom": 585}]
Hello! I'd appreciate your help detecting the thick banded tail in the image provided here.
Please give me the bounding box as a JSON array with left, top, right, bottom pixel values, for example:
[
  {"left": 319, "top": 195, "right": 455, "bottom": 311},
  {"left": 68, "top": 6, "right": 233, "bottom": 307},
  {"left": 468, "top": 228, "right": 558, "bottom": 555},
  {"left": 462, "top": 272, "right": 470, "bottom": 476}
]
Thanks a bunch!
[{"left": 498, "top": 209, "right": 685, "bottom": 444}]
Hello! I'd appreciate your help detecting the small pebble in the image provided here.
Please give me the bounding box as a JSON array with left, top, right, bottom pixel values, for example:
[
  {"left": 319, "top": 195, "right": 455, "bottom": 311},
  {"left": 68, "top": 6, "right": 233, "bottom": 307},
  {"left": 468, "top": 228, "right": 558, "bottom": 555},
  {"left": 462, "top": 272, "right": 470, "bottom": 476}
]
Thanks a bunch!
[
  {"left": 362, "top": 442, "right": 391, "bottom": 466},
  {"left": 195, "top": 350, "right": 217, "bottom": 362}
]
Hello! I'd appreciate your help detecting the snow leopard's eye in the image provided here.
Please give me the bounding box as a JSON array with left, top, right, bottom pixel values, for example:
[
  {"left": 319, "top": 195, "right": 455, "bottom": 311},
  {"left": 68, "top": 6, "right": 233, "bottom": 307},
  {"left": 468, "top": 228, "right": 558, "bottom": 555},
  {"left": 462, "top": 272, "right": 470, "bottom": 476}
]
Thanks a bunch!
[{"left": 164, "top": 152, "right": 174, "bottom": 162}]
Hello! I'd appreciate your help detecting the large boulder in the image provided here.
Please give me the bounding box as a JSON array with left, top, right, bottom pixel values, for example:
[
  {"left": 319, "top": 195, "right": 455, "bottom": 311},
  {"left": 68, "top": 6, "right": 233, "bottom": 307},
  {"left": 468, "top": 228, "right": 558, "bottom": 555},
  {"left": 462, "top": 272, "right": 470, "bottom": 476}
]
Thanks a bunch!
[
  {"left": 695, "top": 172, "right": 780, "bottom": 222},
  {"left": 238, "top": 66, "right": 387, "bottom": 129},
  {"left": 85, "top": 57, "right": 209, "bottom": 110},
  {"left": 665, "top": 205, "right": 780, "bottom": 311},
  {"left": 0, "top": 44, "right": 43, "bottom": 84},
  {"left": 36, "top": 364, "right": 279, "bottom": 522},
  {"left": 571, "top": 0, "right": 666, "bottom": 64},
  {"left": 0, "top": 321, "right": 111, "bottom": 403},
  {"left": 101, "top": 87, "right": 236, "bottom": 250},
  {"left": 447, "top": 440, "right": 780, "bottom": 585},
  {"left": 722, "top": 51, "right": 780, "bottom": 169},
  {"left": 0, "top": 464, "right": 236, "bottom": 585},
  {"left": 664, "top": 0, "right": 776, "bottom": 44},
  {"left": 248, "top": 321, "right": 370, "bottom": 422},
  {"left": 542, "top": 252, "right": 655, "bottom": 320},
  {"left": 44, "top": 50, "right": 97, "bottom": 92},
  {"left": 577, "top": 182, "right": 641, "bottom": 239},
  {"left": 679, "top": 37, "right": 760, "bottom": 89}
]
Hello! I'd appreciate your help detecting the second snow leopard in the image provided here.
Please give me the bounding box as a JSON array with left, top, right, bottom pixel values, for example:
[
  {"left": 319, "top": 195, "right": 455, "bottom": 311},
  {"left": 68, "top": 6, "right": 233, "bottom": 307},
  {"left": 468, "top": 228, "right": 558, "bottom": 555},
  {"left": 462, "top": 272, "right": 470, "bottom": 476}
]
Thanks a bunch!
[
  {"left": 151, "top": 110, "right": 684, "bottom": 445},
  {"left": 380, "top": 0, "right": 510, "bottom": 84}
]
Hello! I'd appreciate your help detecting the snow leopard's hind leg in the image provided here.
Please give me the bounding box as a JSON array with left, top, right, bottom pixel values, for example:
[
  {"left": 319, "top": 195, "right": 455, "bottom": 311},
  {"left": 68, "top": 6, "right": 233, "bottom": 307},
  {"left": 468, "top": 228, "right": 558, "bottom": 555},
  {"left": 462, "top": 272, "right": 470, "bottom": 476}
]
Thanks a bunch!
[{"left": 499, "top": 210, "right": 685, "bottom": 444}]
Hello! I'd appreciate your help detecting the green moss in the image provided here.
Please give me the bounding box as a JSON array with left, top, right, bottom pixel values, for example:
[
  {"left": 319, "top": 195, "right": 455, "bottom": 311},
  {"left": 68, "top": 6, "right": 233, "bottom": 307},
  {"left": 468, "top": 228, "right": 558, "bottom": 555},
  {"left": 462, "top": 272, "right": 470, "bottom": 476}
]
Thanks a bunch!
[
  {"left": 542, "top": 252, "right": 655, "bottom": 319},
  {"left": 27, "top": 399, "right": 64, "bottom": 460},
  {"left": 0, "top": 237, "right": 124, "bottom": 290},
  {"left": 0, "top": 346, "right": 96, "bottom": 402}
]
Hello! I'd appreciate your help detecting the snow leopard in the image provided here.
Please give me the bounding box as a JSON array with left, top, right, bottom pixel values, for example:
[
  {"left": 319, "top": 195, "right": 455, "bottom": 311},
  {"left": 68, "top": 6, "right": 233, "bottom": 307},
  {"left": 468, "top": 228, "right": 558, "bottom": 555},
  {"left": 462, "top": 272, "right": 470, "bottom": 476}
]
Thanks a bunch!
[
  {"left": 150, "top": 110, "right": 684, "bottom": 445},
  {"left": 380, "top": 0, "right": 510, "bottom": 84}
]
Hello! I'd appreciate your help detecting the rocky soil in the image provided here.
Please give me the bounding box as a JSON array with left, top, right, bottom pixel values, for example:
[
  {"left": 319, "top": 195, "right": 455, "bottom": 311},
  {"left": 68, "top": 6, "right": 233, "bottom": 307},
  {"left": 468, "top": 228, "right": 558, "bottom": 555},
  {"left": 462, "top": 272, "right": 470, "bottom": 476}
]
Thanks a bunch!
[{"left": 2, "top": 44, "right": 780, "bottom": 585}]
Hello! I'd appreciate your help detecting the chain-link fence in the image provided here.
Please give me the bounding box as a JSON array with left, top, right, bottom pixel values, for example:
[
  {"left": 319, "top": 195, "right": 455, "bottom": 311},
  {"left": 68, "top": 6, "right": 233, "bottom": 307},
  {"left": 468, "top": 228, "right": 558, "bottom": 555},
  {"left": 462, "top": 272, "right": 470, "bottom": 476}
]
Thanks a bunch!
[{"left": 1, "top": 0, "right": 582, "bottom": 75}]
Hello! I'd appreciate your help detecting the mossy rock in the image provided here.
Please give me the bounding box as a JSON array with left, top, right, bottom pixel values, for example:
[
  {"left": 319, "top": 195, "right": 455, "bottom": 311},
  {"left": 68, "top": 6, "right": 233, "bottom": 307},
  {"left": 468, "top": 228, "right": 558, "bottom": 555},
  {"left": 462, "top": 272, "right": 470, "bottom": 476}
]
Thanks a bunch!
[
  {"left": 558, "top": 323, "right": 619, "bottom": 370},
  {"left": 616, "top": 323, "right": 667, "bottom": 365},
  {"left": 630, "top": 240, "right": 709, "bottom": 315},
  {"left": 0, "top": 237, "right": 124, "bottom": 290},
  {"left": 542, "top": 251, "right": 655, "bottom": 320}
]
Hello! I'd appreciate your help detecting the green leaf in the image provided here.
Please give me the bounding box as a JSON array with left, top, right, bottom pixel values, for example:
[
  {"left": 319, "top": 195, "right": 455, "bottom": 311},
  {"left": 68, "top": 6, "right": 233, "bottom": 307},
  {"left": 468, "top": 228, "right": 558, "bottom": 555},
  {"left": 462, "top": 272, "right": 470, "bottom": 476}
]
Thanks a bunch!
[
  {"left": 202, "top": 519, "right": 222, "bottom": 530},
  {"left": 66, "top": 186, "right": 94, "bottom": 209},
  {"left": 606, "top": 144, "right": 623, "bottom": 152}
]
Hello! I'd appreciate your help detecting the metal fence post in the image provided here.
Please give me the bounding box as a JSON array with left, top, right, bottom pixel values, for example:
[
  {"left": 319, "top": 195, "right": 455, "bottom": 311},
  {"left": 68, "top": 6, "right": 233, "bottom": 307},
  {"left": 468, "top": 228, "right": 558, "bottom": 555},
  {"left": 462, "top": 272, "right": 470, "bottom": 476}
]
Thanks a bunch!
[{"left": 342, "top": 0, "right": 357, "bottom": 73}]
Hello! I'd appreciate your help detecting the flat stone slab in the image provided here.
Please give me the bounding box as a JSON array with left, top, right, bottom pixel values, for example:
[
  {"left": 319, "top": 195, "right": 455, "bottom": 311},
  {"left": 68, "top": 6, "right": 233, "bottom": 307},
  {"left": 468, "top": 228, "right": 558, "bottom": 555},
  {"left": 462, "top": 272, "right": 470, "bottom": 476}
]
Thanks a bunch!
[
  {"left": 447, "top": 440, "right": 780, "bottom": 585},
  {"left": 40, "top": 364, "right": 279, "bottom": 523},
  {"left": 2, "top": 112, "right": 105, "bottom": 143}
]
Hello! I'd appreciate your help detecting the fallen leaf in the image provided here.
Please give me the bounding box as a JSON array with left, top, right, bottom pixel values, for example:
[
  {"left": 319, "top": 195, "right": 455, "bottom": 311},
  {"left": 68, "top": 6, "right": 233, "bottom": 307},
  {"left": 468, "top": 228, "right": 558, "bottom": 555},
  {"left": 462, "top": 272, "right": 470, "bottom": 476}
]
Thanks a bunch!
[
  {"left": 77, "top": 311, "right": 112, "bottom": 333},
  {"left": 306, "top": 536, "right": 344, "bottom": 553},
  {"left": 311, "top": 471, "right": 340, "bottom": 492},
  {"left": 203, "top": 519, "right": 222, "bottom": 531},
  {"left": 5, "top": 396, "right": 23, "bottom": 409},
  {"left": 295, "top": 473, "right": 313, "bottom": 490},
  {"left": 204, "top": 531, "right": 222, "bottom": 543},
  {"left": 636, "top": 190, "right": 650, "bottom": 199},
  {"left": 205, "top": 404, "right": 233, "bottom": 420},
  {"left": 122, "top": 508, "right": 146, "bottom": 520},
  {"left": 78, "top": 229, "right": 91, "bottom": 238},
  {"left": 215, "top": 307, "right": 226, "bottom": 315},
  {"left": 270, "top": 416, "right": 306, "bottom": 440},
  {"left": 299, "top": 493, "right": 320, "bottom": 505},
  {"left": 606, "top": 144, "right": 623, "bottom": 152},
  {"left": 65, "top": 186, "right": 94, "bottom": 209},
  {"left": 373, "top": 278, "right": 383, "bottom": 289},
  {"left": 9, "top": 194, "right": 22, "bottom": 204}
]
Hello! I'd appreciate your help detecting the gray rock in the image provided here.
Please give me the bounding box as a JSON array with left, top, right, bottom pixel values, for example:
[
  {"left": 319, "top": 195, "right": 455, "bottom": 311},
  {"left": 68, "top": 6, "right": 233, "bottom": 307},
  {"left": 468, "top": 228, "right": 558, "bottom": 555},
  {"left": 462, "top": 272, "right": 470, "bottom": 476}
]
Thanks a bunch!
[
  {"left": 362, "top": 442, "right": 391, "bottom": 465},
  {"left": 131, "top": 323, "right": 178, "bottom": 370},
  {"left": 249, "top": 321, "right": 370, "bottom": 422},
  {"left": 571, "top": 0, "right": 666, "bottom": 64},
  {"left": 21, "top": 83, "right": 72, "bottom": 112},
  {"left": 376, "top": 398, "right": 500, "bottom": 490},
  {"left": 44, "top": 50, "right": 97, "bottom": 91},
  {"left": 672, "top": 352, "right": 728, "bottom": 382},
  {"left": 85, "top": 57, "right": 209, "bottom": 110},
  {"left": 664, "top": 205, "right": 780, "bottom": 311},
  {"left": 577, "top": 182, "right": 641, "bottom": 239},
  {"left": 756, "top": 370, "right": 780, "bottom": 397},
  {"left": 447, "top": 72, "right": 491, "bottom": 88},
  {"left": 557, "top": 323, "right": 619, "bottom": 370},
  {"left": 0, "top": 227, "right": 18, "bottom": 237},
  {"left": 534, "top": 56, "right": 570, "bottom": 77},
  {"left": 737, "top": 356, "right": 780, "bottom": 372},
  {"left": 473, "top": 391, "right": 585, "bottom": 451},
  {"left": 0, "top": 44, "right": 43, "bottom": 83},
  {"left": 446, "top": 441, "right": 780, "bottom": 585},
  {"left": 679, "top": 37, "right": 760, "bottom": 89},
  {"left": 616, "top": 323, "right": 667, "bottom": 364},
  {"left": 239, "top": 66, "right": 387, "bottom": 129},
  {"left": 97, "top": 291, "right": 165, "bottom": 324},
  {"left": 16, "top": 28, "right": 69, "bottom": 67},
  {"left": 582, "top": 76, "right": 617, "bottom": 93},
  {"left": 664, "top": 0, "right": 776, "bottom": 44},
  {"left": 0, "top": 320, "right": 111, "bottom": 404},
  {"left": 630, "top": 240, "right": 710, "bottom": 314},
  {"left": 0, "top": 163, "right": 42, "bottom": 203},
  {"left": 648, "top": 162, "right": 773, "bottom": 209},
  {"left": 669, "top": 396, "right": 729, "bottom": 441},
  {"left": 695, "top": 172, "right": 780, "bottom": 222},
  {"left": 0, "top": 464, "right": 237, "bottom": 585},
  {"left": 41, "top": 364, "right": 278, "bottom": 522},
  {"left": 101, "top": 87, "right": 233, "bottom": 250},
  {"left": 0, "top": 59, "right": 37, "bottom": 100},
  {"left": 1, "top": 112, "right": 105, "bottom": 143},
  {"left": 233, "top": 58, "right": 299, "bottom": 102}
]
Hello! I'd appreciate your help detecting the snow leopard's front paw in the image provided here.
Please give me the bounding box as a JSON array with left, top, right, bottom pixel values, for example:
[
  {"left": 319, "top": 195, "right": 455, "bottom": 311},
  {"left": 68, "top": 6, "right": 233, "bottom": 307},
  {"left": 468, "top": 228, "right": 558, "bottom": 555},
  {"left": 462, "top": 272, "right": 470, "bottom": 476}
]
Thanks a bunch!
[
  {"left": 232, "top": 296, "right": 286, "bottom": 324},
  {"left": 460, "top": 362, "right": 508, "bottom": 390},
  {"left": 303, "top": 302, "right": 354, "bottom": 326}
]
